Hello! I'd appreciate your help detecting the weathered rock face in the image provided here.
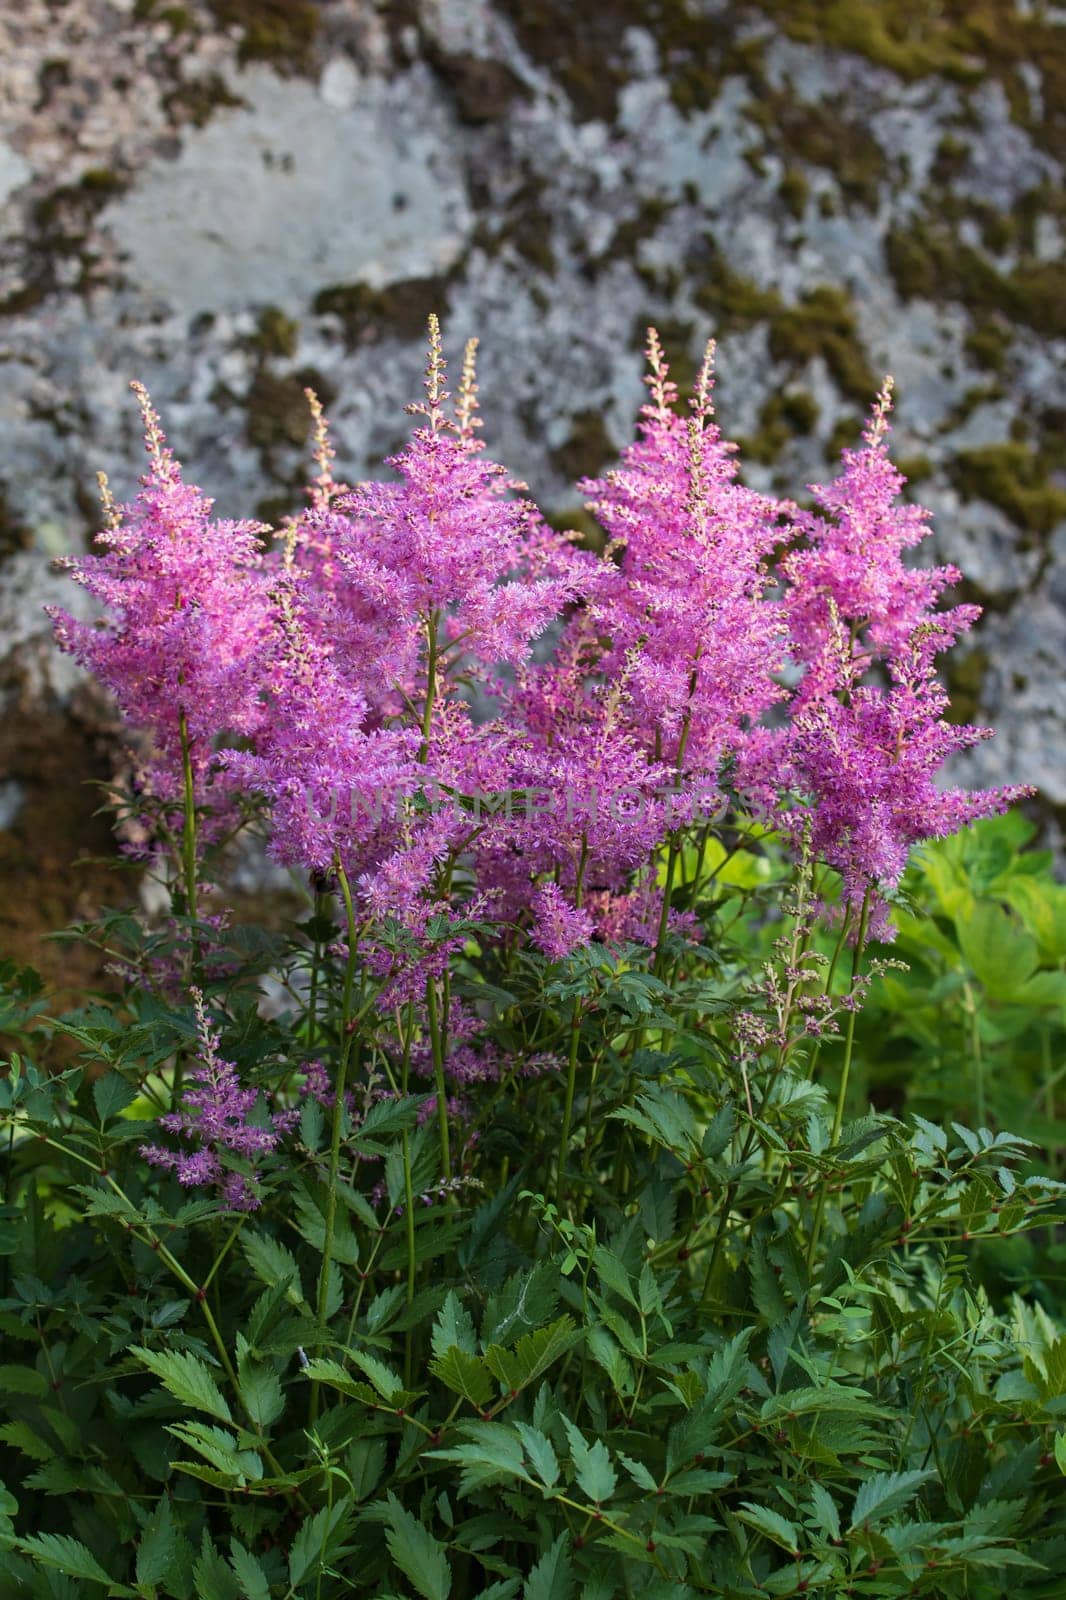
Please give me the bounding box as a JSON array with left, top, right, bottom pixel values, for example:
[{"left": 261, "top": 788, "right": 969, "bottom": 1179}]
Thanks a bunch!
[{"left": 1, "top": 0, "right": 1063, "bottom": 967}]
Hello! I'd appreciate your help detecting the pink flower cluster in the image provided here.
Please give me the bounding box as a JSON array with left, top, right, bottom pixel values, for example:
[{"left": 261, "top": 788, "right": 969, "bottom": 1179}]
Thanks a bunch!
[
  {"left": 141, "top": 989, "right": 297, "bottom": 1209},
  {"left": 54, "top": 323, "right": 1026, "bottom": 967}
]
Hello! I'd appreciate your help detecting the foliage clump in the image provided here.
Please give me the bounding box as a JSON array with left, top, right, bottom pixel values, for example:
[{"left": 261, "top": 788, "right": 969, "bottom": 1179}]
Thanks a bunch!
[{"left": 0, "top": 321, "right": 1061, "bottom": 1598}]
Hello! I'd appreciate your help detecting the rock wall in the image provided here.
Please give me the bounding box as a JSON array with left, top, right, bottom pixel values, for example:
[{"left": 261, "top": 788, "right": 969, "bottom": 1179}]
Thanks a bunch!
[{"left": 1, "top": 0, "right": 1063, "bottom": 972}]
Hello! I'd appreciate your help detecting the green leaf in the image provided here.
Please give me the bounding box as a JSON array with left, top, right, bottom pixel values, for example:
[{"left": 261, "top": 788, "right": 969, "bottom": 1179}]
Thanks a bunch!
[
  {"left": 514, "top": 1422, "right": 560, "bottom": 1490},
  {"left": 93, "top": 1070, "right": 137, "bottom": 1123},
  {"left": 0, "top": 1420, "right": 55, "bottom": 1461},
  {"left": 523, "top": 1533, "right": 572, "bottom": 1600},
  {"left": 345, "top": 1347, "right": 407, "bottom": 1402},
  {"left": 131, "top": 1345, "right": 232, "bottom": 1423},
  {"left": 1055, "top": 1433, "right": 1066, "bottom": 1475},
  {"left": 229, "top": 1539, "right": 272, "bottom": 1600},
  {"left": 193, "top": 1532, "right": 241, "bottom": 1600},
  {"left": 562, "top": 1419, "right": 616, "bottom": 1504},
  {"left": 809, "top": 1482, "right": 841, "bottom": 1543},
  {"left": 432, "top": 1291, "right": 478, "bottom": 1358},
  {"left": 430, "top": 1346, "right": 493, "bottom": 1409},
  {"left": 242, "top": 1231, "right": 306, "bottom": 1308},
  {"left": 0, "top": 1365, "right": 47, "bottom": 1397},
  {"left": 236, "top": 1344, "right": 284, "bottom": 1430},
  {"left": 136, "top": 1496, "right": 180, "bottom": 1588},
  {"left": 849, "top": 1470, "right": 933, "bottom": 1530},
  {"left": 167, "top": 1421, "right": 262, "bottom": 1484},
  {"left": 736, "top": 1502, "right": 798, "bottom": 1552},
  {"left": 956, "top": 902, "right": 1039, "bottom": 999},
  {"left": 18, "top": 1533, "right": 131, "bottom": 1592},
  {"left": 288, "top": 1499, "right": 353, "bottom": 1589},
  {"left": 384, "top": 1492, "right": 451, "bottom": 1600},
  {"left": 484, "top": 1316, "right": 579, "bottom": 1397}
]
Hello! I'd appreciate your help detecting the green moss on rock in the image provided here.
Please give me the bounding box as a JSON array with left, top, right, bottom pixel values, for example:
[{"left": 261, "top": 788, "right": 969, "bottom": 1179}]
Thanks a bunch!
[
  {"left": 313, "top": 277, "right": 451, "bottom": 349},
  {"left": 887, "top": 218, "right": 1066, "bottom": 338},
  {"left": 767, "top": 286, "right": 879, "bottom": 407},
  {"left": 951, "top": 442, "right": 1066, "bottom": 543},
  {"left": 205, "top": 0, "right": 319, "bottom": 72},
  {"left": 250, "top": 306, "right": 299, "bottom": 361},
  {"left": 753, "top": 94, "right": 888, "bottom": 209},
  {"left": 550, "top": 410, "right": 617, "bottom": 485},
  {"left": 0, "top": 486, "right": 32, "bottom": 559},
  {"left": 245, "top": 366, "right": 335, "bottom": 459},
  {"left": 943, "top": 645, "right": 990, "bottom": 726},
  {"left": 744, "top": 389, "right": 819, "bottom": 463}
]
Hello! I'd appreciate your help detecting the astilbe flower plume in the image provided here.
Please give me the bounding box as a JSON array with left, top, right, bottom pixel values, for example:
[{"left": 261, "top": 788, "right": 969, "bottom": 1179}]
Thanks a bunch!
[
  {"left": 501, "top": 332, "right": 787, "bottom": 949},
  {"left": 49, "top": 385, "right": 272, "bottom": 823},
  {"left": 141, "top": 989, "right": 296, "bottom": 1210},
  {"left": 233, "top": 321, "right": 591, "bottom": 961},
  {"left": 739, "top": 379, "right": 1030, "bottom": 936}
]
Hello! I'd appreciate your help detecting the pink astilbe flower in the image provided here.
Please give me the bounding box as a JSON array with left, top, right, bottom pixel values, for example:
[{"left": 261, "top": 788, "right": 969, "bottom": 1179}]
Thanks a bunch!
[
  {"left": 230, "top": 323, "right": 595, "bottom": 942},
  {"left": 580, "top": 332, "right": 788, "bottom": 775},
  {"left": 49, "top": 385, "right": 271, "bottom": 815},
  {"left": 141, "top": 989, "right": 295, "bottom": 1209},
  {"left": 741, "top": 380, "right": 1030, "bottom": 934},
  {"left": 530, "top": 880, "right": 594, "bottom": 960},
  {"left": 222, "top": 572, "right": 419, "bottom": 878},
  {"left": 294, "top": 322, "right": 584, "bottom": 728}
]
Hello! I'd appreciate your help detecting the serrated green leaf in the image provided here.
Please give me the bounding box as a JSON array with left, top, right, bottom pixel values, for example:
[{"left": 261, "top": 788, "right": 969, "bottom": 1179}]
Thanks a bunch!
[
  {"left": 236, "top": 1346, "right": 284, "bottom": 1431},
  {"left": 0, "top": 1364, "right": 47, "bottom": 1397},
  {"left": 0, "top": 1421, "right": 54, "bottom": 1461},
  {"left": 850, "top": 1470, "right": 933, "bottom": 1530},
  {"left": 167, "top": 1420, "right": 262, "bottom": 1484},
  {"left": 289, "top": 1499, "right": 353, "bottom": 1589},
  {"left": 242, "top": 1231, "right": 306, "bottom": 1308},
  {"left": 136, "top": 1496, "right": 180, "bottom": 1588},
  {"left": 432, "top": 1291, "right": 478, "bottom": 1359},
  {"left": 193, "top": 1532, "right": 241, "bottom": 1600},
  {"left": 562, "top": 1419, "right": 616, "bottom": 1504},
  {"left": 430, "top": 1346, "right": 493, "bottom": 1409},
  {"left": 131, "top": 1345, "right": 232, "bottom": 1423},
  {"left": 514, "top": 1422, "right": 560, "bottom": 1490},
  {"left": 523, "top": 1533, "right": 572, "bottom": 1600},
  {"left": 736, "top": 1502, "right": 798, "bottom": 1552},
  {"left": 93, "top": 1070, "right": 137, "bottom": 1123},
  {"left": 809, "top": 1481, "right": 841, "bottom": 1543},
  {"left": 18, "top": 1533, "right": 131, "bottom": 1592},
  {"left": 229, "top": 1539, "right": 271, "bottom": 1600},
  {"left": 384, "top": 1491, "right": 451, "bottom": 1600},
  {"left": 484, "top": 1316, "right": 579, "bottom": 1397}
]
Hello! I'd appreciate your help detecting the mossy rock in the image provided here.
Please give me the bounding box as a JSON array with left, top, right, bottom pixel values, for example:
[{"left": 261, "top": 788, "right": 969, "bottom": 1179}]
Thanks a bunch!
[
  {"left": 743, "top": 389, "right": 819, "bottom": 464},
  {"left": 205, "top": 0, "right": 319, "bottom": 72},
  {"left": 550, "top": 411, "right": 617, "bottom": 486},
  {"left": 249, "top": 306, "right": 299, "bottom": 361},
  {"left": 313, "top": 278, "right": 451, "bottom": 349},
  {"left": 943, "top": 645, "right": 990, "bottom": 727},
  {"left": 767, "top": 286, "right": 879, "bottom": 408},
  {"left": 751, "top": 93, "right": 888, "bottom": 210},
  {"left": 245, "top": 366, "right": 336, "bottom": 464},
  {"left": 163, "top": 71, "right": 245, "bottom": 129},
  {"left": 0, "top": 487, "right": 32, "bottom": 560},
  {"left": 887, "top": 219, "right": 1066, "bottom": 339},
  {"left": 950, "top": 443, "right": 1066, "bottom": 542}
]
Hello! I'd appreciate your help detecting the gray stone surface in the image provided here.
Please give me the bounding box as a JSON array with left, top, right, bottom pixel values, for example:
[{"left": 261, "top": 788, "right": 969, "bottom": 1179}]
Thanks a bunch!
[{"left": 0, "top": 0, "right": 1063, "bottom": 934}]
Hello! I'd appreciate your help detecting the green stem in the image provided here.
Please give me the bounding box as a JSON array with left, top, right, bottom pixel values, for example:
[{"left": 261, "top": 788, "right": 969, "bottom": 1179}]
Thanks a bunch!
[
  {"left": 808, "top": 889, "right": 871, "bottom": 1268},
  {"left": 427, "top": 976, "right": 451, "bottom": 1183},
  {"left": 312, "top": 863, "right": 359, "bottom": 1417},
  {"left": 555, "top": 839, "right": 588, "bottom": 1207},
  {"left": 30, "top": 1136, "right": 303, "bottom": 1503},
  {"left": 398, "top": 1005, "right": 417, "bottom": 1383},
  {"left": 175, "top": 710, "right": 201, "bottom": 1106},
  {"left": 178, "top": 709, "right": 199, "bottom": 925},
  {"left": 829, "top": 892, "right": 871, "bottom": 1147}
]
